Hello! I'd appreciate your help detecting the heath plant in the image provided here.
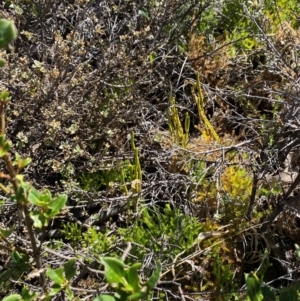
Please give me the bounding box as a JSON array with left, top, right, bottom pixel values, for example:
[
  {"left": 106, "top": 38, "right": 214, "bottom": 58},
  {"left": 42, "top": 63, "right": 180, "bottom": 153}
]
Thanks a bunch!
[{"left": 0, "top": 18, "right": 160, "bottom": 301}]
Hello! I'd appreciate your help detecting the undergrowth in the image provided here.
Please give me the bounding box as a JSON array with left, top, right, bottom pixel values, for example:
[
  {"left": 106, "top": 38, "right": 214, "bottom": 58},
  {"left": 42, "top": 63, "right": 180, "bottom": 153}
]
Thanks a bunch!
[{"left": 1, "top": 0, "right": 300, "bottom": 300}]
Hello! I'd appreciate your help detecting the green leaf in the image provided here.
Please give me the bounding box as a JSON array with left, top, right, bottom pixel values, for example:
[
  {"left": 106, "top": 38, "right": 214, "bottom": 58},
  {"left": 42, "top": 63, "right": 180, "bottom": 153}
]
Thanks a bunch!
[
  {"left": 46, "top": 267, "right": 65, "bottom": 286},
  {"left": 47, "top": 284, "right": 62, "bottom": 296},
  {"left": 27, "top": 186, "right": 43, "bottom": 205},
  {"left": 64, "top": 259, "right": 76, "bottom": 281},
  {"left": 20, "top": 287, "right": 38, "bottom": 301},
  {"left": 12, "top": 250, "right": 28, "bottom": 265},
  {"left": 0, "top": 135, "right": 10, "bottom": 156},
  {"left": 279, "top": 286, "right": 298, "bottom": 301},
  {"left": 39, "top": 190, "right": 51, "bottom": 204},
  {"left": 2, "top": 295, "right": 22, "bottom": 301},
  {"left": 14, "top": 185, "right": 25, "bottom": 203},
  {"left": 245, "top": 272, "right": 263, "bottom": 301},
  {"left": 126, "top": 262, "right": 142, "bottom": 292},
  {"left": 0, "top": 225, "right": 15, "bottom": 238},
  {"left": 295, "top": 244, "right": 300, "bottom": 260},
  {"left": 14, "top": 153, "right": 32, "bottom": 169},
  {"left": 0, "top": 19, "right": 17, "bottom": 48},
  {"left": 47, "top": 194, "right": 67, "bottom": 215},
  {"left": 30, "top": 211, "right": 45, "bottom": 229},
  {"left": 101, "top": 257, "right": 126, "bottom": 286},
  {"left": 0, "top": 58, "right": 6, "bottom": 67},
  {"left": 21, "top": 157, "right": 32, "bottom": 168},
  {"left": 0, "top": 91, "right": 10, "bottom": 102},
  {"left": 93, "top": 295, "right": 116, "bottom": 301},
  {"left": 138, "top": 7, "right": 149, "bottom": 19},
  {"left": 145, "top": 262, "right": 161, "bottom": 290},
  {"left": 65, "top": 285, "right": 74, "bottom": 299},
  {"left": 127, "top": 291, "right": 148, "bottom": 300}
]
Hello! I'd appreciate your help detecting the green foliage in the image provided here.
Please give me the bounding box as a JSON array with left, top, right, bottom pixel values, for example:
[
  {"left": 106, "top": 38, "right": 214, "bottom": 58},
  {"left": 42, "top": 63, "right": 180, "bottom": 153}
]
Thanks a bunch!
[
  {"left": 245, "top": 260, "right": 300, "bottom": 301},
  {"left": 245, "top": 272, "right": 264, "bottom": 301},
  {"left": 264, "top": 0, "right": 300, "bottom": 30},
  {"left": 21, "top": 182, "right": 67, "bottom": 229},
  {"left": 2, "top": 287, "right": 37, "bottom": 301},
  {"left": 0, "top": 19, "right": 17, "bottom": 66},
  {"left": 119, "top": 204, "right": 202, "bottom": 263},
  {"left": 82, "top": 227, "right": 117, "bottom": 256},
  {"left": 0, "top": 21, "right": 159, "bottom": 301},
  {"left": 191, "top": 161, "right": 253, "bottom": 223},
  {"left": 45, "top": 259, "right": 76, "bottom": 299},
  {"left": 99, "top": 257, "right": 161, "bottom": 301},
  {"left": 61, "top": 222, "right": 83, "bottom": 248},
  {"left": 0, "top": 19, "right": 17, "bottom": 48},
  {"left": 78, "top": 160, "right": 134, "bottom": 192},
  {"left": 209, "top": 253, "right": 238, "bottom": 301},
  {"left": 198, "top": 0, "right": 300, "bottom": 55},
  {"left": 79, "top": 170, "right": 121, "bottom": 191},
  {"left": 222, "top": 165, "right": 252, "bottom": 202},
  {"left": 62, "top": 223, "right": 117, "bottom": 256}
]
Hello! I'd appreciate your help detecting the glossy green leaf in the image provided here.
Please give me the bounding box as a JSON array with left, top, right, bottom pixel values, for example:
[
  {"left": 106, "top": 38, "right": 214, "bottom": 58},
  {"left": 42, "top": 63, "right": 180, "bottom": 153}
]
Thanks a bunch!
[
  {"left": 128, "top": 291, "right": 148, "bottom": 300},
  {"left": 64, "top": 259, "right": 76, "bottom": 281},
  {"left": 12, "top": 250, "right": 29, "bottom": 266},
  {"left": 47, "top": 284, "right": 62, "bottom": 296},
  {"left": 101, "top": 257, "right": 126, "bottom": 285},
  {"left": 126, "top": 262, "right": 142, "bottom": 292},
  {"left": 245, "top": 272, "right": 263, "bottom": 301},
  {"left": 14, "top": 152, "right": 21, "bottom": 162},
  {"left": 145, "top": 262, "right": 161, "bottom": 290},
  {"left": 39, "top": 190, "right": 51, "bottom": 204},
  {"left": 20, "top": 286, "right": 38, "bottom": 301},
  {"left": 13, "top": 153, "right": 32, "bottom": 170},
  {"left": 27, "top": 186, "right": 43, "bottom": 205},
  {"left": 0, "top": 19, "right": 17, "bottom": 48},
  {"left": 0, "top": 135, "right": 10, "bottom": 156},
  {"left": 279, "top": 286, "right": 298, "bottom": 301},
  {"left": 47, "top": 194, "right": 67, "bottom": 214},
  {"left": 0, "top": 225, "right": 15, "bottom": 238},
  {"left": 30, "top": 211, "right": 44, "bottom": 229},
  {"left": 2, "top": 295, "right": 22, "bottom": 301},
  {"left": 46, "top": 267, "right": 65, "bottom": 286},
  {"left": 93, "top": 295, "right": 116, "bottom": 301},
  {"left": 0, "top": 134, "right": 5, "bottom": 145},
  {"left": 138, "top": 7, "right": 149, "bottom": 19},
  {"left": 22, "top": 157, "right": 32, "bottom": 168},
  {"left": 0, "top": 91, "right": 10, "bottom": 101},
  {"left": 65, "top": 285, "right": 74, "bottom": 299},
  {"left": 14, "top": 185, "right": 25, "bottom": 203},
  {"left": 12, "top": 250, "right": 24, "bottom": 264}
]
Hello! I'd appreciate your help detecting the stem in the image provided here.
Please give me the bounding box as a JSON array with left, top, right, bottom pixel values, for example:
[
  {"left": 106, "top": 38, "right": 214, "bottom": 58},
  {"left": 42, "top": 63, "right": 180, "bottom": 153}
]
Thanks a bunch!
[
  {"left": 0, "top": 102, "right": 46, "bottom": 287},
  {"left": 0, "top": 102, "right": 5, "bottom": 135}
]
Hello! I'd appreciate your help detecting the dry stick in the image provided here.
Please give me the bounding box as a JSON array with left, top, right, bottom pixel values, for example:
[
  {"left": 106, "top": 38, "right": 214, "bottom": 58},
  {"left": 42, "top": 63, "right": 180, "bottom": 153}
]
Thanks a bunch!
[
  {"left": 246, "top": 171, "right": 258, "bottom": 221},
  {"left": 261, "top": 170, "right": 300, "bottom": 232}
]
